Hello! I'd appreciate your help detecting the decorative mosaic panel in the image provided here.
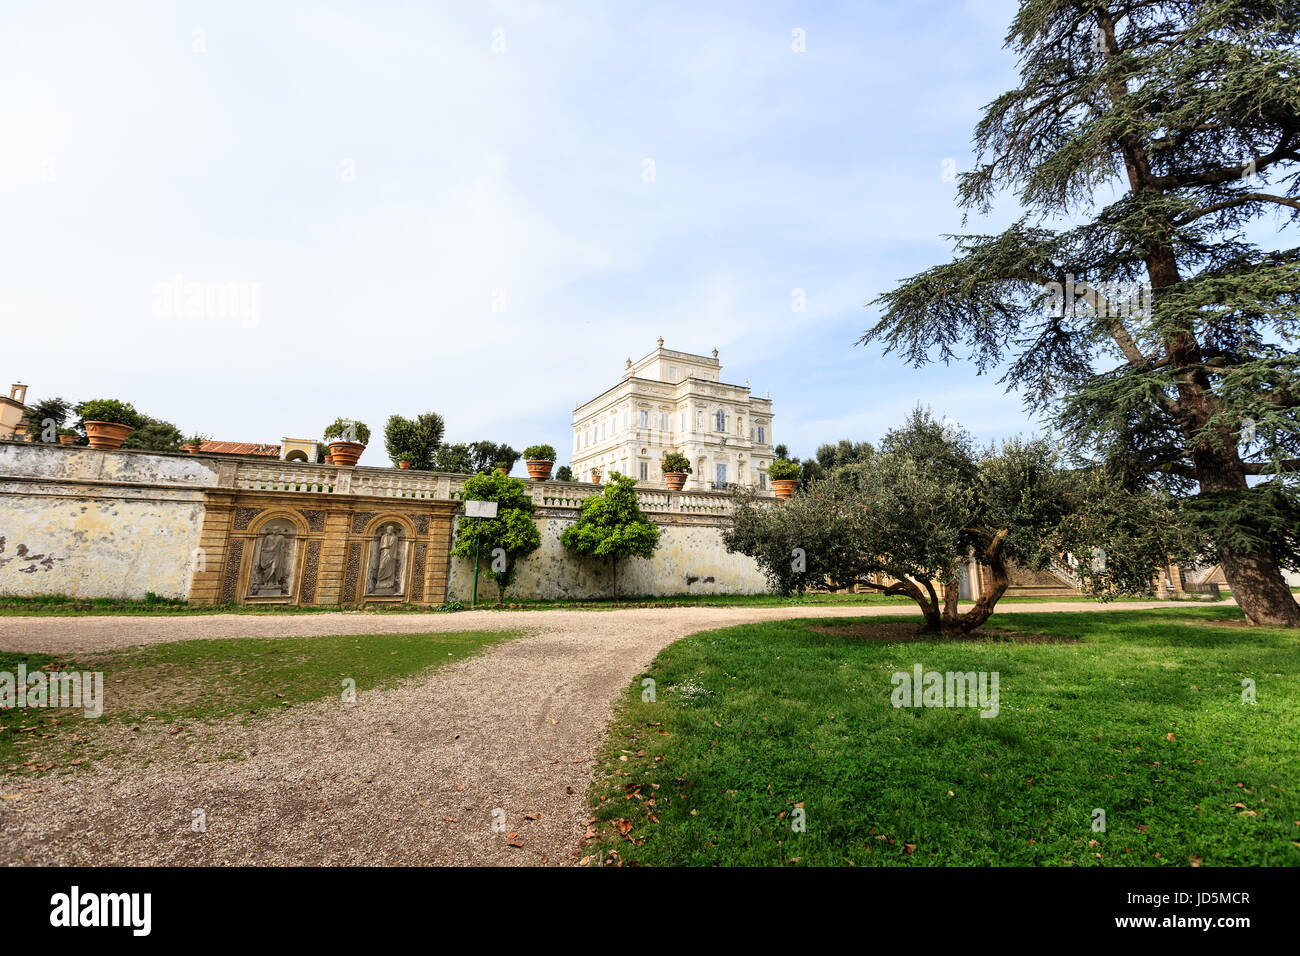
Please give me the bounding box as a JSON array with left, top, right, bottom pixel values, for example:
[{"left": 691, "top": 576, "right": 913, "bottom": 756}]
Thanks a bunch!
[
  {"left": 298, "top": 509, "right": 325, "bottom": 532},
  {"left": 350, "top": 512, "right": 377, "bottom": 535},
  {"left": 233, "top": 508, "right": 264, "bottom": 531},
  {"left": 415, "top": 514, "right": 430, "bottom": 535},
  {"left": 300, "top": 539, "right": 322, "bottom": 603},
  {"left": 410, "top": 543, "right": 427, "bottom": 601},
  {"left": 220, "top": 540, "right": 244, "bottom": 602},
  {"left": 341, "top": 542, "right": 363, "bottom": 603}
]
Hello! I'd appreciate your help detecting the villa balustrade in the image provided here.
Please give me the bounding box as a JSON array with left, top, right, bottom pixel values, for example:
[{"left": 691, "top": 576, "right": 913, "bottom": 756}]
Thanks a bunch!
[{"left": 231, "top": 460, "right": 736, "bottom": 517}]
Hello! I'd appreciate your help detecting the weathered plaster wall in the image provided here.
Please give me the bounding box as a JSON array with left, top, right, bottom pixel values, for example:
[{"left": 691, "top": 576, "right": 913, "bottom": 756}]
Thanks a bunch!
[
  {"left": 445, "top": 514, "right": 767, "bottom": 601},
  {"left": 0, "top": 443, "right": 766, "bottom": 604},
  {"left": 0, "top": 443, "right": 217, "bottom": 600}
]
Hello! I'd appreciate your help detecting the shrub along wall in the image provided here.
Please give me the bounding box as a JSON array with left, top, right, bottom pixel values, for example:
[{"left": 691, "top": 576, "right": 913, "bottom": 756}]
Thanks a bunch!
[{"left": 445, "top": 515, "right": 767, "bottom": 602}]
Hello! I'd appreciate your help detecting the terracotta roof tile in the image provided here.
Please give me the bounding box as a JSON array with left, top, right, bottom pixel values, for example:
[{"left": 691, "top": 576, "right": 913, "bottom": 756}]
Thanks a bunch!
[{"left": 197, "top": 441, "right": 281, "bottom": 457}]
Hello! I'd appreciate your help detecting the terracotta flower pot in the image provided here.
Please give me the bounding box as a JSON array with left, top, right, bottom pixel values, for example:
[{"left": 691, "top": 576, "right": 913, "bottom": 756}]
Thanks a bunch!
[
  {"left": 83, "top": 421, "right": 134, "bottom": 450},
  {"left": 772, "top": 479, "right": 799, "bottom": 499},
  {"left": 591, "top": 473, "right": 602, "bottom": 484},
  {"left": 325, "top": 454, "right": 336, "bottom": 465},
  {"left": 328, "top": 441, "right": 365, "bottom": 467},
  {"left": 525, "top": 459, "right": 554, "bottom": 481},
  {"left": 57, "top": 435, "right": 78, "bottom": 446},
  {"left": 398, "top": 460, "right": 411, "bottom": 469},
  {"left": 664, "top": 471, "right": 688, "bottom": 491},
  {"left": 184, "top": 443, "right": 202, "bottom": 454}
]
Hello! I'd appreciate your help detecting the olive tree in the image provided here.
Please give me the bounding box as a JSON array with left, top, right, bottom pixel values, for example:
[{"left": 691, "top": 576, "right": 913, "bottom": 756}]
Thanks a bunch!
[{"left": 724, "top": 410, "right": 1184, "bottom": 634}]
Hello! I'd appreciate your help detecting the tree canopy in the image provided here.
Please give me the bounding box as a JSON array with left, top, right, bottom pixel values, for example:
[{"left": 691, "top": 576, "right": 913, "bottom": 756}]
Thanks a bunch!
[
  {"left": 21, "top": 396, "right": 73, "bottom": 439},
  {"left": 384, "top": 412, "right": 445, "bottom": 469},
  {"left": 725, "top": 409, "right": 1185, "bottom": 633},
  {"left": 861, "top": 0, "right": 1300, "bottom": 626},
  {"left": 121, "top": 415, "right": 184, "bottom": 452},
  {"left": 451, "top": 469, "right": 541, "bottom": 601},
  {"left": 561, "top": 471, "right": 662, "bottom": 598}
]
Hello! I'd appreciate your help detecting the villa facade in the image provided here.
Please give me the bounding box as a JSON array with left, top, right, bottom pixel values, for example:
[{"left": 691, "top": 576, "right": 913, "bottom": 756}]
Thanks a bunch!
[{"left": 570, "top": 340, "right": 775, "bottom": 491}]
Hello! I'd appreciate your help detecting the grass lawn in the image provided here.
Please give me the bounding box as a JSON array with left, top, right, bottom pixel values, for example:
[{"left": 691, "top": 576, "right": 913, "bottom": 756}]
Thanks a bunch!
[
  {"left": 0, "top": 591, "right": 919, "bottom": 615},
  {"left": 0, "top": 629, "right": 517, "bottom": 775},
  {"left": 0, "top": 590, "right": 1204, "bottom": 616},
  {"left": 588, "top": 606, "right": 1300, "bottom": 866}
]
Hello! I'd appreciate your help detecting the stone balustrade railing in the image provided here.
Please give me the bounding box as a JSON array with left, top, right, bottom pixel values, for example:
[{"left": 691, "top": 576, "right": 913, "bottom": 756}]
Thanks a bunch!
[{"left": 230, "top": 460, "right": 737, "bottom": 517}]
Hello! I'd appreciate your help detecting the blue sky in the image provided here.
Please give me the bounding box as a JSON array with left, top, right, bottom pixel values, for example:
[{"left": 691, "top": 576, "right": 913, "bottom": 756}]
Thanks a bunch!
[{"left": 2, "top": 0, "right": 1042, "bottom": 465}]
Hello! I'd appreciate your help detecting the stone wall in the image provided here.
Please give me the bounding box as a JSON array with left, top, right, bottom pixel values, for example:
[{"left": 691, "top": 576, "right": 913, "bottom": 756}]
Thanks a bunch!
[
  {"left": 445, "top": 515, "right": 767, "bottom": 601},
  {"left": 0, "top": 443, "right": 219, "bottom": 600},
  {"left": 0, "top": 443, "right": 762, "bottom": 604}
]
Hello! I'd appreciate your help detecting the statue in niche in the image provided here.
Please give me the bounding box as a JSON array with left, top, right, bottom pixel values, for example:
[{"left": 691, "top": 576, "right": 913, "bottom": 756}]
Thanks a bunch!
[
  {"left": 250, "top": 523, "right": 294, "bottom": 596},
  {"left": 368, "top": 524, "right": 404, "bottom": 595}
]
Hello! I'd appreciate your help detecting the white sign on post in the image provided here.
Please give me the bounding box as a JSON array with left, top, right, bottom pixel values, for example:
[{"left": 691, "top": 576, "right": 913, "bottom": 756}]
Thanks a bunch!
[{"left": 465, "top": 500, "right": 498, "bottom": 519}]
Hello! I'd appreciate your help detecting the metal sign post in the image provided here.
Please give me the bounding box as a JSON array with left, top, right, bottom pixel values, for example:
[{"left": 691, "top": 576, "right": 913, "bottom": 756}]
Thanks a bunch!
[{"left": 464, "top": 499, "right": 499, "bottom": 607}]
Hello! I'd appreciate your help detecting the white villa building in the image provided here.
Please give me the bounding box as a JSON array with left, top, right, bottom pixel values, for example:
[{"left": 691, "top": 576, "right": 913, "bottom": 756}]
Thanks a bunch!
[{"left": 570, "top": 340, "right": 775, "bottom": 492}]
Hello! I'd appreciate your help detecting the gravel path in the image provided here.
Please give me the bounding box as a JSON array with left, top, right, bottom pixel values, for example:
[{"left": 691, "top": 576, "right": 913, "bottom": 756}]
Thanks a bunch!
[{"left": 0, "top": 600, "right": 1195, "bottom": 866}]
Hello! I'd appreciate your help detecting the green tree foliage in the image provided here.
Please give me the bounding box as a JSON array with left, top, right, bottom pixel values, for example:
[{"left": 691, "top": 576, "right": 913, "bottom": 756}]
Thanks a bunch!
[
  {"left": 122, "top": 415, "right": 184, "bottom": 452},
  {"left": 561, "top": 471, "right": 662, "bottom": 598},
  {"left": 861, "top": 1, "right": 1300, "bottom": 626},
  {"left": 384, "top": 412, "right": 445, "bottom": 469},
  {"left": 817, "top": 439, "right": 874, "bottom": 472},
  {"left": 431, "top": 443, "right": 473, "bottom": 473},
  {"left": 799, "top": 439, "right": 875, "bottom": 484},
  {"left": 432, "top": 441, "right": 523, "bottom": 474},
  {"left": 450, "top": 470, "right": 541, "bottom": 601},
  {"left": 554, "top": 465, "right": 573, "bottom": 482},
  {"left": 523, "top": 444, "right": 557, "bottom": 461},
  {"left": 75, "top": 399, "right": 140, "bottom": 428},
  {"left": 661, "top": 451, "right": 692, "bottom": 474},
  {"left": 767, "top": 457, "right": 802, "bottom": 481},
  {"left": 384, "top": 415, "right": 418, "bottom": 465},
  {"left": 323, "top": 418, "right": 371, "bottom": 445},
  {"left": 470, "top": 441, "right": 520, "bottom": 475},
  {"left": 725, "top": 409, "right": 1185, "bottom": 634},
  {"left": 20, "top": 396, "right": 72, "bottom": 439}
]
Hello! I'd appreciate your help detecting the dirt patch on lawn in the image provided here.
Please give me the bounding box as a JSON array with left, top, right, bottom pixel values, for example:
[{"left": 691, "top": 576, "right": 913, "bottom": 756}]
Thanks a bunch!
[{"left": 805, "top": 620, "right": 1081, "bottom": 644}]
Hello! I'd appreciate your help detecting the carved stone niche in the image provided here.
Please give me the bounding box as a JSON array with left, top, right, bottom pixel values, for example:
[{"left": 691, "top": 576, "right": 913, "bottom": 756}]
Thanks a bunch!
[
  {"left": 365, "top": 523, "right": 409, "bottom": 598},
  {"left": 247, "top": 519, "right": 299, "bottom": 601}
]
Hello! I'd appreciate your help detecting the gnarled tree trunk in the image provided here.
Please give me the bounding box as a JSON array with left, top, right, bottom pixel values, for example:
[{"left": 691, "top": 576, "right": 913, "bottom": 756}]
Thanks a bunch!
[{"left": 942, "top": 530, "right": 1009, "bottom": 635}]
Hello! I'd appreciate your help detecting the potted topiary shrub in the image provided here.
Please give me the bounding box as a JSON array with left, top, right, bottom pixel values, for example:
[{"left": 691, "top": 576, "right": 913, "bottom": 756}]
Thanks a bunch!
[
  {"left": 590, "top": 467, "right": 602, "bottom": 484},
  {"left": 324, "top": 418, "right": 370, "bottom": 467},
  {"left": 523, "top": 444, "right": 556, "bottom": 481},
  {"left": 183, "top": 433, "right": 207, "bottom": 454},
  {"left": 384, "top": 414, "right": 426, "bottom": 469},
  {"left": 57, "top": 427, "right": 79, "bottom": 446},
  {"left": 768, "top": 457, "right": 802, "bottom": 499},
  {"left": 77, "top": 399, "right": 141, "bottom": 450},
  {"left": 660, "top": 451, "right": 692, "bottom": 491}
]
